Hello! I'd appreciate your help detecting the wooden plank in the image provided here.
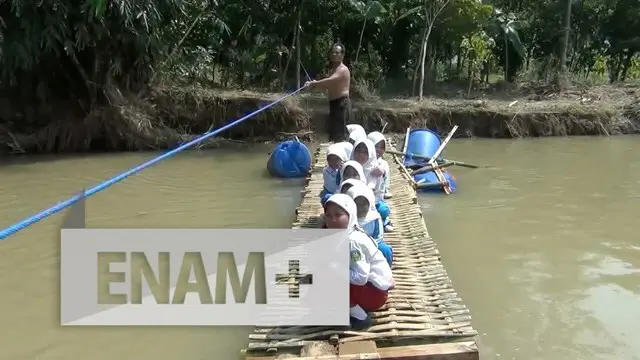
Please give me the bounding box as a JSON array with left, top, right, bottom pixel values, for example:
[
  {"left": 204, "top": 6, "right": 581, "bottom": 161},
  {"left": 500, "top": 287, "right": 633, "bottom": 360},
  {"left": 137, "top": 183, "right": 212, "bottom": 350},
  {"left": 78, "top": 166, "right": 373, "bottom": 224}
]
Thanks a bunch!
[
  {"left": 377, "top": 341, "right": 479, "bottom": 360},
  {"left": 245, "top": 353, "right": 380, "bottom": 360},
  {"left": 339, "top": 341, "right": 378, "bottom": 355},
  {"left": 245, "top": 341, "right": 478, "bottom": 360}
]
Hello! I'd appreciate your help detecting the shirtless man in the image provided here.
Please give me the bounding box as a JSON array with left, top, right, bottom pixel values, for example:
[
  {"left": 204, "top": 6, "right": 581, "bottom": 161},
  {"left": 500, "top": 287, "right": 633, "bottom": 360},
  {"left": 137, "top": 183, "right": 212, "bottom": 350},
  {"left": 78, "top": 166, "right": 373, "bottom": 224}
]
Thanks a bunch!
[{"left": 305, "top": 43, "right": 351, "bottom": 142}]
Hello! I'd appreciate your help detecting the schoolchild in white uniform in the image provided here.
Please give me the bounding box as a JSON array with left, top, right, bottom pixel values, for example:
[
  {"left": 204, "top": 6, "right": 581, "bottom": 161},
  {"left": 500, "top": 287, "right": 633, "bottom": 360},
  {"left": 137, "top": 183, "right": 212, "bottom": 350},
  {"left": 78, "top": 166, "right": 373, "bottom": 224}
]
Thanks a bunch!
[
  {"left": 324, "top": 193, "right": 394, "bottom": 330},
  {"left": 346, "top": 124, "right": 366, "bottom": 144},
  {"left": 367, "top": 131, "right": 392, "bottom": 199},
  {"left": 351, "top": 138, "right": 394, "bottom": 232},
  {"left": 339, "top": 178, "right": 364, "bottom": 195},
  {"left": 325, "top": 194, "right": 395, "bottom": 330},
  {"left": 339, "top": 160, "right": 366, "bottom": 184},
  {"left": 320, "top": 143, "right": 350, "bottom": 206},
  {"left": 322, "top": 163, "right": 365, "bottom": 229},
  {"left": 346, "top": 183, "right": 393, "bottom": 266},
  {"left": 347, "top": 124, "right": 366, "bottom": 145}
]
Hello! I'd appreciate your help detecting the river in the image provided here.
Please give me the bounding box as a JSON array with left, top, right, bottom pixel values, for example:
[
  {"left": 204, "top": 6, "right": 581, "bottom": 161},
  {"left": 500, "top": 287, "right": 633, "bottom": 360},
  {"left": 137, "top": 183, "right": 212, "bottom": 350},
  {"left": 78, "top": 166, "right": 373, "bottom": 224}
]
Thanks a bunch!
[{"left": 0, "top": 136, "right": 638, "bottom": 360}]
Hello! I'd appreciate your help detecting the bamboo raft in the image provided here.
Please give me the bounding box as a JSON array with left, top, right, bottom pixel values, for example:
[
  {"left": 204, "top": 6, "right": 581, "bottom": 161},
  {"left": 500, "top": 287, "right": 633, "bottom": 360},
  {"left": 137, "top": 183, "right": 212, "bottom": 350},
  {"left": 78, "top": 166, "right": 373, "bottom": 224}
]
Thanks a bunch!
[{"left": 243, "top": 144, "right": 478, "bottom": 360}]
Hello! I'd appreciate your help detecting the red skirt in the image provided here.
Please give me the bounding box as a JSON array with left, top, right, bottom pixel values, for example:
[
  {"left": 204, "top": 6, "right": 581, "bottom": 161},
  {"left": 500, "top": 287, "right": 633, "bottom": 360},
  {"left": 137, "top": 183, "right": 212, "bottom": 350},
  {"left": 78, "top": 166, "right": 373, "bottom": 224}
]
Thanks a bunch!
[{"left": 350, "top": 282, "right": 388, "bottom": 311}]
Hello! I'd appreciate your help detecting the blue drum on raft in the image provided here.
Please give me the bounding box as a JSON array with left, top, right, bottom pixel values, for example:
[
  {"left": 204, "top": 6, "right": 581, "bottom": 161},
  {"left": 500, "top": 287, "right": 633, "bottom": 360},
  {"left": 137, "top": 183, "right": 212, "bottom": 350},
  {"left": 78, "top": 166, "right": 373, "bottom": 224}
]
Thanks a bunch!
[
  {"left": 266, "top": 140, "right": 312, "bottom": 178},
  {"left": 402, "top": 128, "right": 457, "bottom": 193}
]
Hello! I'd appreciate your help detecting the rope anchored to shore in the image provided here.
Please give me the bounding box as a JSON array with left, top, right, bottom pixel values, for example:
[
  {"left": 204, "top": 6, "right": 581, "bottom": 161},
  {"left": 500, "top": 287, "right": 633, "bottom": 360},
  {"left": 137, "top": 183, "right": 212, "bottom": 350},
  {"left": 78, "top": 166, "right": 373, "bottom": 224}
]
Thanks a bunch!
[{"left": 0, "top": 85, "right": 308, "bottom": 241}]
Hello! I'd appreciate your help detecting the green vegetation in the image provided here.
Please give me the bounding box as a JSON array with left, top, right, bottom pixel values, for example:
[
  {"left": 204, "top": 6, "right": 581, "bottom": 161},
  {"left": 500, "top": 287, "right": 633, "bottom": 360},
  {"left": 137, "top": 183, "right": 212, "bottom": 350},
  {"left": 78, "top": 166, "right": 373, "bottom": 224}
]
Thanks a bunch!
[{"left": 0, "top": 0, "right": 639, "bottom": 153}]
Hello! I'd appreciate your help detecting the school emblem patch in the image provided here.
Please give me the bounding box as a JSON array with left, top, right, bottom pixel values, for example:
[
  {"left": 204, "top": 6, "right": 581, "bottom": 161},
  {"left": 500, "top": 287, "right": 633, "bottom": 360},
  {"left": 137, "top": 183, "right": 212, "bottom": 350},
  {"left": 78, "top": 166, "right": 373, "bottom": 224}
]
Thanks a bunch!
[{"left": 350, "top": 249, "right": 362, "bottom": 262}]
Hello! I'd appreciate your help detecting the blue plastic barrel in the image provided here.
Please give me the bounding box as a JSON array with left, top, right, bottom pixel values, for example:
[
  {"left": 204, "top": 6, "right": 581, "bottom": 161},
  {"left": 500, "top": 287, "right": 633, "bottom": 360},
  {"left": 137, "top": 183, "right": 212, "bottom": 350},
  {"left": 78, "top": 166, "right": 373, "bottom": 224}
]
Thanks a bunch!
[
  {"left": 266, "top": 140, "right": 312, "bottom": 178},
  {"left": 403, "top": 129, "right": 442, "bottom": 168},
  {"left": 414, "top": 171, "right": 458, "bottom": 193}
]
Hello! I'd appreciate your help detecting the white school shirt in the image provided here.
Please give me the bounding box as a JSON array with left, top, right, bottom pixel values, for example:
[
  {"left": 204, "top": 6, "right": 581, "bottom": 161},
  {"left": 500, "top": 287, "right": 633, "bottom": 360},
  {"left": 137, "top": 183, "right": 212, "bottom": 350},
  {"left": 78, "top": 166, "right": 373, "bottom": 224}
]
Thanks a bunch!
[
  {"left": 365, "top": 173, "right": 385, "bottom": 202},
  {"left": 349, "top": 229, "right": 393, "bottom": 290},
  {"left": 322, "top": 166, "right": 340, "bottom": 194},
  {"left": 378, "top": 158, "right": 391, "bottom": 192}
]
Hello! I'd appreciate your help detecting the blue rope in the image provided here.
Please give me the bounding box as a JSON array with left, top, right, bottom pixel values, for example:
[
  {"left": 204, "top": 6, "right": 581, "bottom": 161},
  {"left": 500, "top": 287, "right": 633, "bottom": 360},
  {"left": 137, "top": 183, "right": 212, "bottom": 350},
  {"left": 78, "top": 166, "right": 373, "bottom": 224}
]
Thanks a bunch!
[{"left": 0, "top": 85, "right": 307, "bottom": 240}]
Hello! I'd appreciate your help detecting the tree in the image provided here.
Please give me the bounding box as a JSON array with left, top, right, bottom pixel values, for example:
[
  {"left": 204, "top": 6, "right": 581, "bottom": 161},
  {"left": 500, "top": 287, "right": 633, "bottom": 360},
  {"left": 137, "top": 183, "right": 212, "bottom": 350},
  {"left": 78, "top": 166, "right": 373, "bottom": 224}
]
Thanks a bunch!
[
  {"left": 461, "top": 31, "right": 495, "bottom": 97},
  {"left": 494, "top": 9, "right": 526, "bottom": 82},
  {"left": 349, "top": 0, "right": 387, "bottom": 68},
  {"left": 1, "top": 0, "right": 640, "bottom": 123},
  {"left": 556, "top": 0, "right": 574, "bottom": 87},
  {"left": 397, "top": 0, "right": 451, "bottom": 100}
]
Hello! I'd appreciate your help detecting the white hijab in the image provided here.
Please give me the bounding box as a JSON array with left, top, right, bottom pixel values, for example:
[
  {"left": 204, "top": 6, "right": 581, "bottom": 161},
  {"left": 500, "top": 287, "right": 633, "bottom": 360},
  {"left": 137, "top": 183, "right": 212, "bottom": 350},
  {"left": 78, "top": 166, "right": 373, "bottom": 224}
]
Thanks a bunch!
[
  {"left": 347, "top": 123, "right": 366, "bottom": 145},
  {"left": 346, "top": 182, "right": 381, "bottom": 225},
  {"left": 351, "top": 138, "right": 378, "bottom": 174},
  {"left": 346, "top": 124, "right": 366, "bottom": 137},
  {"left": 367, "top": 131, "right": 386, "bottom": 151},
  {"left": 325, "top": 194, "right": 379, "bottom": 260},
  {"left": 325, "top": 193, "right": 359, "bottom": 231},
  {"left": 348, "top": 130, "right": 365, "bottom": 144},
  {"left": 340, "top": 160, "right": 366, "bottom": 183},
  {"left": 333, "top": 141, "right": 353, "bottom": 159},
  {"left": 339, "top": 178, "right": 365, "bottom": 193},
  {"left": 327, "top": 143, "right": 349, "bottom": 163}
]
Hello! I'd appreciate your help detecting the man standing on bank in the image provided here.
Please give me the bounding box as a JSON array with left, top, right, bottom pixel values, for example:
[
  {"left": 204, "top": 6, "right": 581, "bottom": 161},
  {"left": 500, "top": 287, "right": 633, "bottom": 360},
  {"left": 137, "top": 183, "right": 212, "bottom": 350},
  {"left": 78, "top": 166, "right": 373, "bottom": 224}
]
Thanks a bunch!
[{"left": 305, "top": 43, "right": 351, "bottom": 143}]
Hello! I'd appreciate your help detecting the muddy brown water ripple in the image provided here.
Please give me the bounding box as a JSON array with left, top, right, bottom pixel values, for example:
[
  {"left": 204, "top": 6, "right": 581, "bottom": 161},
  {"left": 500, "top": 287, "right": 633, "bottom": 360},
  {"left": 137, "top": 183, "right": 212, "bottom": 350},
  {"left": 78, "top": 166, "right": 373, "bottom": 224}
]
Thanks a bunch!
[{"left": 0, "top": 137, "right": 639, "bottom": 360}]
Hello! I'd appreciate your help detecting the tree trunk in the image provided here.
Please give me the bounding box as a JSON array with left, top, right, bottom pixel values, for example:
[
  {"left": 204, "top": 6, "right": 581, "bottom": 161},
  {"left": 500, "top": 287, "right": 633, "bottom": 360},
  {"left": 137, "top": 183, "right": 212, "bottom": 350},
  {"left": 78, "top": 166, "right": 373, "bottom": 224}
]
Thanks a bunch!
[
  {"left": 620, "top": 50, "right": 636, "bottom": 81},
  {"left": 556, "top": 0, "right": 572, "bottom": 87},
  {"left": 504, "top": 35, "right": 509, "bottom": 81},
  {"left": 354, "top": 16, "right": 368, "bottom": 66},
  {"left": 418, "top": 23, "right": 434, "bottom": 100},
  {"left": 467, "top": 63, "right": 473, "bottom": 98},
  {"left": 295, "top": 0, "right": 304, "bottom": 88},
  {"left": 281, "top": 27, "right": 298, "bottom": 90},
  {"left": 412, "top": 27, "right": 427, "bottom": 96},
  {"left": 610, "top": 52, "right": 624, "bottom": 83},
  {"left": 412, "top": 54, "right": 421, "bottom": 96},
  {"left": 558, "top": 0, "right": 572, "bottom": 71}
]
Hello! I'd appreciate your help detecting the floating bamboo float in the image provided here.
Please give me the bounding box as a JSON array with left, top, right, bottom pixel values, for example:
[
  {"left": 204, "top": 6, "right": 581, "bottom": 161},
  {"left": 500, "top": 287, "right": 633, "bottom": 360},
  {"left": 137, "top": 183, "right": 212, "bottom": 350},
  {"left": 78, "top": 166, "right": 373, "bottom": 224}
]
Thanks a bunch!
[{"left": 242, "top": 144, "right": 479, "bottom": 360}]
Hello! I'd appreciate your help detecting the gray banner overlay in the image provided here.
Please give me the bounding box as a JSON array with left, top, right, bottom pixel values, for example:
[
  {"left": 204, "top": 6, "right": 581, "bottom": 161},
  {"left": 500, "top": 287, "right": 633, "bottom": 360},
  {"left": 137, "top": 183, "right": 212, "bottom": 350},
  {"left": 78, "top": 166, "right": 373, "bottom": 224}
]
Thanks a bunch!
[{"left": 60, "top": 198, "right": 350, "bottom": 326}]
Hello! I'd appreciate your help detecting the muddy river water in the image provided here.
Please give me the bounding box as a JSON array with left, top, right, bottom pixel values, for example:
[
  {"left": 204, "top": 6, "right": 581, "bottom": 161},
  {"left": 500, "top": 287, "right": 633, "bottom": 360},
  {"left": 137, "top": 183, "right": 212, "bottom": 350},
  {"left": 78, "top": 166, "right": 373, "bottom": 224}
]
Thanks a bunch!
[{"left": 0, "top": 136, "right": 638, "bottom": 360}]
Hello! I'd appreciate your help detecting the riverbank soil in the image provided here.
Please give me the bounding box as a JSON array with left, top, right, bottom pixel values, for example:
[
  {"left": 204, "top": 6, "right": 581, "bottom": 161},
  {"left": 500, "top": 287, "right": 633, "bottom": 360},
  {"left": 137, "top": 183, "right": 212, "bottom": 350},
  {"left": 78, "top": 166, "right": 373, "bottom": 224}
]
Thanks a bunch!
[
  {"left": 0, "top": 86, "right": 312, "bottom": 155},
  {"left": 0, "top": 83, "right": 638, "bottom": 154},
  {"left": 351, "top": 82, "right": 640, "bottom": 137}
]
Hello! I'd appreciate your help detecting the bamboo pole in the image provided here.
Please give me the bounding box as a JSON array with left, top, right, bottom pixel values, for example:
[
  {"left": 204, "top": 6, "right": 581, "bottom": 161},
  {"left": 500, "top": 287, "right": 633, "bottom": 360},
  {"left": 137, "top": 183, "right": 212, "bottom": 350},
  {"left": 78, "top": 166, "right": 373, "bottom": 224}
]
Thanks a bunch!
[
  {"left": 398, "top": 128, "right": 416, "bottom": 187},
  {"left": 411, "top": 161, "right": 455, "bottom": 176},
  {"left": 426, "top": 126, "right": 458, "bottom": 195},
  {"left": 388, "top": 129, "right": 417, "bottom": 188},
  {"left": 385, "top": 149, "right": 482, "bottom": 169},
  {"left": 416, "top": 181, "right": 450, "bottom": 190},
  {"left": 427, "top": 125, "right": 458, "bottom": 167},
  {"left": 401, "top": 127, "right": 411, "bottom": 164}
]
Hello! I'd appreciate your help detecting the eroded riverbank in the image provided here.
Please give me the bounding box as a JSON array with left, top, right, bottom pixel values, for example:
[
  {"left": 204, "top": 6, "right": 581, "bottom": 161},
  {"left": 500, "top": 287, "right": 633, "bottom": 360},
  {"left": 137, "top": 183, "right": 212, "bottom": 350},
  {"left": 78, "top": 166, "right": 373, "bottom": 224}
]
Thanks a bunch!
[{"left": 1, "top": 83, "right": 638, "bottom": 155}]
